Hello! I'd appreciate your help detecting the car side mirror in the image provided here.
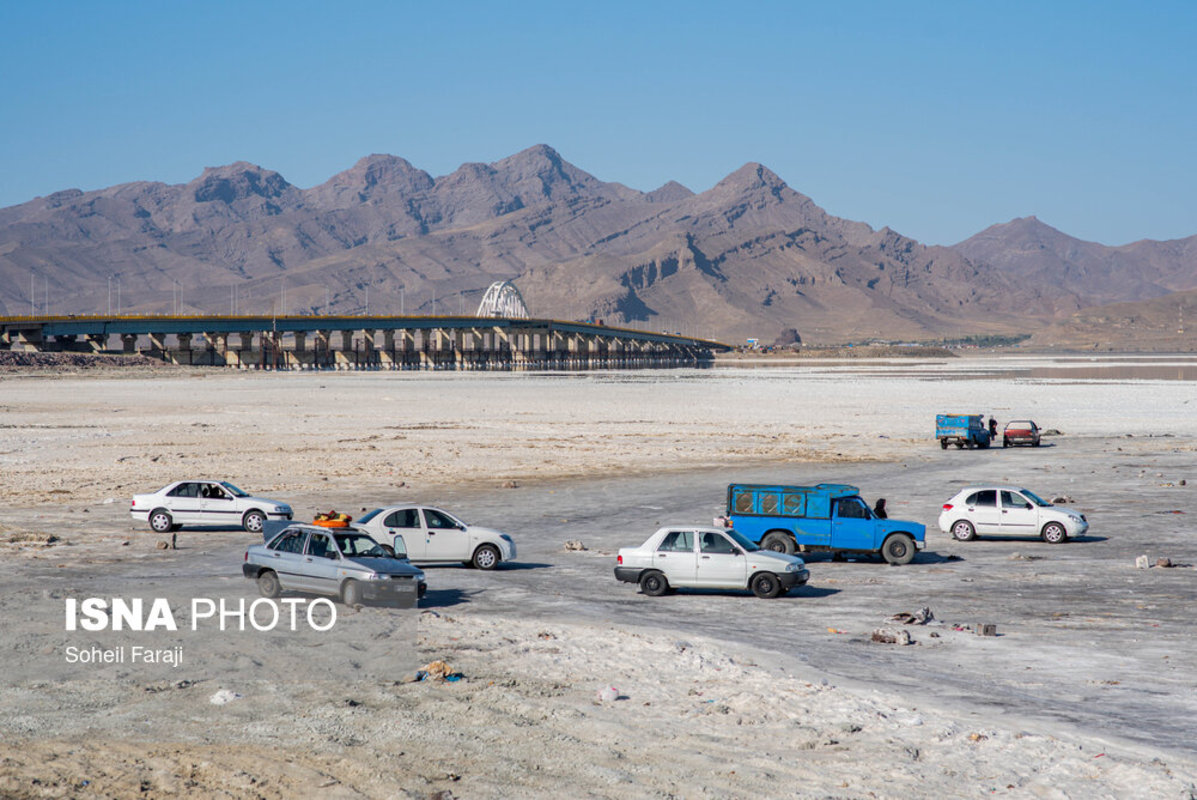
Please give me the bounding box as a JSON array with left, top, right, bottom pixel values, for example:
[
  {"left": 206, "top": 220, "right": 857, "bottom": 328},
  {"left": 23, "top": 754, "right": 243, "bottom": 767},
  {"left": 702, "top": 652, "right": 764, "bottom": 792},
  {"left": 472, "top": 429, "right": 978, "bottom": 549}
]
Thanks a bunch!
[
  {"left": 1025, "top": 502, "right": 1033, "bottom": 510},
  {"left": 326, "top": 551, "right": 340, "bottom": 560}
]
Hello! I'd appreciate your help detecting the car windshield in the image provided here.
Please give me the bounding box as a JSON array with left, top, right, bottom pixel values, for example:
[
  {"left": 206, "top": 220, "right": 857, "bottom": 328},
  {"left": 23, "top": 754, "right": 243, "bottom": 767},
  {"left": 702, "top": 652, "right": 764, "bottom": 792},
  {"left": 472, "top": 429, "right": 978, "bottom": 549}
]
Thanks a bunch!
[
  {"left": 1021, "top": 489, "right": 1052, "bottom": 507},
  {"left": 357, "top": 509, "right": 383, "bottom": 524},
  {"left": 724, "top": 528, "right": 760, "bottom": 552},
  {"left": 334, "top": 533, "right": 388, "bottom": 557},
  {"left": 219, "top": 481, "right": 249, "bottom": 497}
]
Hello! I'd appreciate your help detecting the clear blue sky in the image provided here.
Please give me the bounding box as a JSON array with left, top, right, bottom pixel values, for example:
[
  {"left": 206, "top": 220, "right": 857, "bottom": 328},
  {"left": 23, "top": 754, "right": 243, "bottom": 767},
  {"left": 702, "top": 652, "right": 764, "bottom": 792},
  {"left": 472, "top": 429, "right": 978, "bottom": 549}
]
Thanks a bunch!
[{"left": 1, "top": 1, "right": 1193, "bottom": 246}]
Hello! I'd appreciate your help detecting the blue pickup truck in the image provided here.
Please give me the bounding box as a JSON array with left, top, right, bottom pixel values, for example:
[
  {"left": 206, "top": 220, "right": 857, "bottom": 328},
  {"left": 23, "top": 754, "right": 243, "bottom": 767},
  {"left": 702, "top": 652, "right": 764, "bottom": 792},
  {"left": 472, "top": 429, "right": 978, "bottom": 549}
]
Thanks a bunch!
[
  {"left": 936, "top": 414, "right": 992, "bottom": 449},
  {"left": 723, "top": 483, "right": 925, "bottom": 564}
]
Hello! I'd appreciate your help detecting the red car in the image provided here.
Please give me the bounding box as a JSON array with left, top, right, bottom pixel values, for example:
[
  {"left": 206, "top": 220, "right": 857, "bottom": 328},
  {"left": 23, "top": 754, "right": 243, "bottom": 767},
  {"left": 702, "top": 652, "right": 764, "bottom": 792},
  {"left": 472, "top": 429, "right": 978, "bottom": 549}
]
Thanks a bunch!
[{"left": 1003, "top": 420, "right": 1041, "bottom": 447}]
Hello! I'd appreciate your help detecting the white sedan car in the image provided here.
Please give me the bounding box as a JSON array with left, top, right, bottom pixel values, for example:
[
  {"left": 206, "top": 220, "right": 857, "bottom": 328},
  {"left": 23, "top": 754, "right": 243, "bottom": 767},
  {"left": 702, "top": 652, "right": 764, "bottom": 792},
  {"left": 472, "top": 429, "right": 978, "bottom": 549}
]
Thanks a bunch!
[
  {"left": 130, "top": 480, "right": 293, "bottom": 534},
  {"left": 353, "top": 505, "right": 516, "bottom": 570},
  {"left": 938, "top": 486, "right": 1088, "bottom": 543},
  {"left": 615, "top": 526, "right": 810, "bottom": 598}
]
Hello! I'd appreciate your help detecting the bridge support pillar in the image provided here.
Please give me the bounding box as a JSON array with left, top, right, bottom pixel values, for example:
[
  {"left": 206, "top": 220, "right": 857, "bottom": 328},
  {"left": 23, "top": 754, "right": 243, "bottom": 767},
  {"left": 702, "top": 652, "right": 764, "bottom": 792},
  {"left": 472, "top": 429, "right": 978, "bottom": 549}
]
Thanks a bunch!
[
  {"left": 174, "top": 333, "right": 193, "bottom": 365},
  {"left": 120, "top": 334, "right": 138, "bottom": 354}
]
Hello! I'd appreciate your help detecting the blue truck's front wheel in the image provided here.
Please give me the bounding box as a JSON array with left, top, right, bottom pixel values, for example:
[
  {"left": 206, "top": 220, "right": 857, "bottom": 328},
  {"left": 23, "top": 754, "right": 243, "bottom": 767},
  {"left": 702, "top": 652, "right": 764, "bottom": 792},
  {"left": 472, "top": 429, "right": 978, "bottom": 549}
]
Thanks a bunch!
[{"left": 882, "top": 534, "right": 916, "bottom": 565}]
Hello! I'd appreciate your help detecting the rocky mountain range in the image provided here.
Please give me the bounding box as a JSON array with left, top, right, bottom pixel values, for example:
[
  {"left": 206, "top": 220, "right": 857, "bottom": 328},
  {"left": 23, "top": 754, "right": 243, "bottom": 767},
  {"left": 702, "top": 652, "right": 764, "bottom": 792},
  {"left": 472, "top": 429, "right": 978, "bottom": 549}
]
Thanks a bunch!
[{"left": 1, "top": 145, "right": 1194, "bottom": 347}]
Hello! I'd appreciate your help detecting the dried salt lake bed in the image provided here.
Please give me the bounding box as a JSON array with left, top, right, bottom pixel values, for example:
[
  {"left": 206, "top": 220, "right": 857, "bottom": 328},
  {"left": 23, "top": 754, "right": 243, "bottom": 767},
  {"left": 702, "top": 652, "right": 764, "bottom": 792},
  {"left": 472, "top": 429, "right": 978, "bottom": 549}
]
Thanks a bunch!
[{"left": 1, "top": 354, "right": 1195, "bottom": 798}]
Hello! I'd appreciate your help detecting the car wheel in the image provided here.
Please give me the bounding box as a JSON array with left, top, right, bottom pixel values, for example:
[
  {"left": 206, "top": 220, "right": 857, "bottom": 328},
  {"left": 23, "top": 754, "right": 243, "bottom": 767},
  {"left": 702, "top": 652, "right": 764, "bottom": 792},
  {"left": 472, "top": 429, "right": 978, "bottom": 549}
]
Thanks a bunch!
[
  {"left": 472, "top": 544, "right": 500, "bottom": 570},
  {"left": 940, "top": 439, "right": 948, "bottom": 450},
  {"left": 951, "top": 520, "right": 976, "bottom": 542},
  {"left": 761, "top": 532, "right": 795, "bottom": 554},
  {"left": 1032, "top": 440, "right": 1041, "bottom": 447},
  {"left": 882, "top": 534, "right": 916, "bottom": 565},
  {"left": 639, "top": 570, "right": 669, "bottom": 597},
  {"left": 955, "top": 442, "right": 964, "bottom": 449},
  {"left": 242, "top": 510, "right": 266, "bottom": 533},
  {"left": 149, "top": 509, "right": 173, "bottom": 533},
  {"left": 342, "top": 579, "right": 363, "bottom": 606},
  {"left": 1003, "top": 438, "right": 1010, "bottom": 448},
  {"left": 1042, "top": 522, "right": 1067, "bottom": 544},
  {"left": 257, "top": 570, "right": 281, "bottom": 598},
  {"left": 750, "top": 571, "right": 783, "bottom": 599}
]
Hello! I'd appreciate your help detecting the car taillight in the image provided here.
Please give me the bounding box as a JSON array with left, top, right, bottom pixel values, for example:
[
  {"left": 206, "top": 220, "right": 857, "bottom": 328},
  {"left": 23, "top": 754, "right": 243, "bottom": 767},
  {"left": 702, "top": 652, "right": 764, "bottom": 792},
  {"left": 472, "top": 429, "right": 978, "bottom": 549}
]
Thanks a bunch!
[
  {"left": 617, "top": 554, "right": 623, "bottom": 565},
  {"left": 243, "top": 551, "right": 248, "bottom": 562},
  {"left": 942, "top": 503, "right": 953, "bottom": 511}
]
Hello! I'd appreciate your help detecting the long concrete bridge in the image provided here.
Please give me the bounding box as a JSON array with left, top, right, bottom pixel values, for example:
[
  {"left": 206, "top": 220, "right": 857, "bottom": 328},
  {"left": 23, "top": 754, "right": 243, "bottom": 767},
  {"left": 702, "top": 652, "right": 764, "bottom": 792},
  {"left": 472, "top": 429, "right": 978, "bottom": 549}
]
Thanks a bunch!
[{"left": 0, "top": 315, "right": 730, "bottom": 370}]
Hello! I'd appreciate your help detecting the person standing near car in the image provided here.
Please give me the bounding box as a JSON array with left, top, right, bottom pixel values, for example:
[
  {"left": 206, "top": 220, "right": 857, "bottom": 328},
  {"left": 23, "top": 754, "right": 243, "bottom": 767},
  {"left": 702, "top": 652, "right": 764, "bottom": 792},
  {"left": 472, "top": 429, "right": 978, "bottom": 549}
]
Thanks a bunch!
[{"left": 988, "top": 416, "right": 998, "bottom": 440}]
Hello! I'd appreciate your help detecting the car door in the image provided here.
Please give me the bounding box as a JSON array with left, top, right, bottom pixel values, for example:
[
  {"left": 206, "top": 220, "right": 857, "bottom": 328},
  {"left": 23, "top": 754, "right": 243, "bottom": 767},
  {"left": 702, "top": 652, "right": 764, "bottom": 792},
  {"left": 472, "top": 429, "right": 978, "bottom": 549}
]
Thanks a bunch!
[
  {"left": 199, "top": 482, "right": 240, "bottom": 527},
  {"left": 652, "top": 530, "right": 697, "bottom": 585},
  {"left": 695, "top": 531, "right": 748, "bottom": 589},
  {"left": 301, "top": 530, "right": 340, "bottom": 594},
  {"left": 265, "top": 529, "right": 311, "bottom": 590},
  {"left": 963, "top": 489, "right": 1002, "bottom": 534},
  {"left": 377, "top": 508, "right": 426, "bottom": 559},
  {"left": 999, "top": 490, "right": 1039, "bottom": 535},
  {"left": 422, "top": 508, "right": 470, "bottom": 560},
  {"left": 165, "top": 482, "right": 203, "bottom": 523},
  {"left": 830, "top": 497, "right": 875, "bottom": 550}
]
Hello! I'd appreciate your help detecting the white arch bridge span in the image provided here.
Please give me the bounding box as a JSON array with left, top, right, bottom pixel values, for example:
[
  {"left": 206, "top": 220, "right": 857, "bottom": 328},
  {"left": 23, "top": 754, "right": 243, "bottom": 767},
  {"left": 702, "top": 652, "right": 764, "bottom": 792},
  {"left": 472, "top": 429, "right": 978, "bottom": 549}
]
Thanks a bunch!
[{"left": 0, "top": 315, "right": 729, "bottom": 370}]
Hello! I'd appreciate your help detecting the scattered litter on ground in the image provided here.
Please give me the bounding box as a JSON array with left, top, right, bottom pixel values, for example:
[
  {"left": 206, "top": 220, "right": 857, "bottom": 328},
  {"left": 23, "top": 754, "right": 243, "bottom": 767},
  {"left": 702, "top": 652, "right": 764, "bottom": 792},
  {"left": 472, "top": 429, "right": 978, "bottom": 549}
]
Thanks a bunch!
[
  {"left": 1156, "top": 557, "right": 1174, "bottom": 568},
  {"left": 409, "top": 660, "right": 464, "bottom": 683},
  {"left": 889, "top": 607, "right": 934, "bottom": 625},
  {"left": 563, "top": 540, "right": 587, "bottom": 551},
  {"left": 1050, "top": 495, "right": 1073, "bottom": 504},
  {"left": 596, "top": 686, "right": 620, "bottom": 702},
  {"left": 827, "top": 627, "right": 849, "bottom": 635},
  {"left": 1136, "top": 555, "right": 1150, "bottom": 569},
  {"left": 1009, "top": 552, "right": 1041, "bottom": 561},
  {"left": 209, "top": 690, "right": 242, "bottom": 705},
  {"left": 501, "top": 480, "right": 519, "bottom": 489},
  {"left": 871, "top": 629, "right": 913, "bottom": 645}
]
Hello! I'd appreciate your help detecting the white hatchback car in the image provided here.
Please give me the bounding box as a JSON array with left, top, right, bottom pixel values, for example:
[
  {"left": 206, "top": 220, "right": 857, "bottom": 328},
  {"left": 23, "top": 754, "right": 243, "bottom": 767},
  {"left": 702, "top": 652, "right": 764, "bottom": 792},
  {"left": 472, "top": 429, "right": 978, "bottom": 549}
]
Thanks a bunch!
[
  {"left": 131, "top": 480, "right": 293, "bottom": 534},
  {"left": 938, "top": 486, "right": 1088, "bottom": 544},
  {"left": 353, "top": 505, "right": 516, "bottom": 570},
  {"left": 615, "top": 526, "right": 810, "bottom": 598}
]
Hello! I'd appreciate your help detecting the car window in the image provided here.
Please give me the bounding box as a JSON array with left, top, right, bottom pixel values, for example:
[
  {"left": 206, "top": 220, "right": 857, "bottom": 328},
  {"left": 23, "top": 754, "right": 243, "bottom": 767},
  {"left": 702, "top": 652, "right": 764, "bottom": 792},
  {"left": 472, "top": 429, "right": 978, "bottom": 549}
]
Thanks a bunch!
[
  {"left": 835, "top": 497, "right": 870, "bottom": 519},
  {"left": 967, "top": 490, "right": 996, "bottom": 507},
  {"left": 384, "top": 508, "right": 421, "bottom": 528},
  {"left": 168, "top": 482, "right": 200, "bottom": 498},
  {"left": 270, "top": 530, "right": 306, "bottom": 554},
  {"left": 732, "top": 491, "right": 754, "bottom": 514},
  {"left": 724, "top": 528, "right": 760, "bottom": 552},
  {"left": 699, "top": 531, "right": 737, "bottom": 554},
  {"left": 424, "top": 509, "right": 459, "bottom": 529},
  {"left": 306, "top": 532, "right": 332, "bottom": 558},
  {"left": 207, "top": 484, "right": 230, "bottom": 500},
  {"left": 334, "top": 533, "right": 387, "bottom": 557},
  {"left": 657, "top": 531, "right": 694, "bottom": 552},
  {"left": 219, "top": 481, "right": 249, "bottom": 497},
  {"left": 1021, "top": 489, "right": 1051, "bottom": 507},
  {"left": 758, "top": 492, "right": 781, "bottom": 515},
  {"left": 1001, "top": 491, "right": 1029, "bottom": 509}
]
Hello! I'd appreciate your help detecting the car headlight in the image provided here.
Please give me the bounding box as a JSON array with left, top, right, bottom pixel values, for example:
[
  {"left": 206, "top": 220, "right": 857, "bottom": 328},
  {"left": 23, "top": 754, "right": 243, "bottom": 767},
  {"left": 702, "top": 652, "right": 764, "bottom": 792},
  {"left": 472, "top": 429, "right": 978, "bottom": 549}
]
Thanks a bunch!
[
  {"left": 362, "top": 572, "right": 384, "bottom": 580},
  {"left": 784, "top": 563, "right": 800, "bottom": 572}
]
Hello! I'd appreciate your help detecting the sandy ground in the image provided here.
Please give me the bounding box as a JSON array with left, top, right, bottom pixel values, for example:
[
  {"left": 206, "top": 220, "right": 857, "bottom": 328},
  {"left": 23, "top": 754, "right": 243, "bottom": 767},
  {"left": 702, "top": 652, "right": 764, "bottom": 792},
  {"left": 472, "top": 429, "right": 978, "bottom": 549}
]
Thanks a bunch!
[{"left": 1, "top": 355, "right": 1196, "bottom": 798}]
